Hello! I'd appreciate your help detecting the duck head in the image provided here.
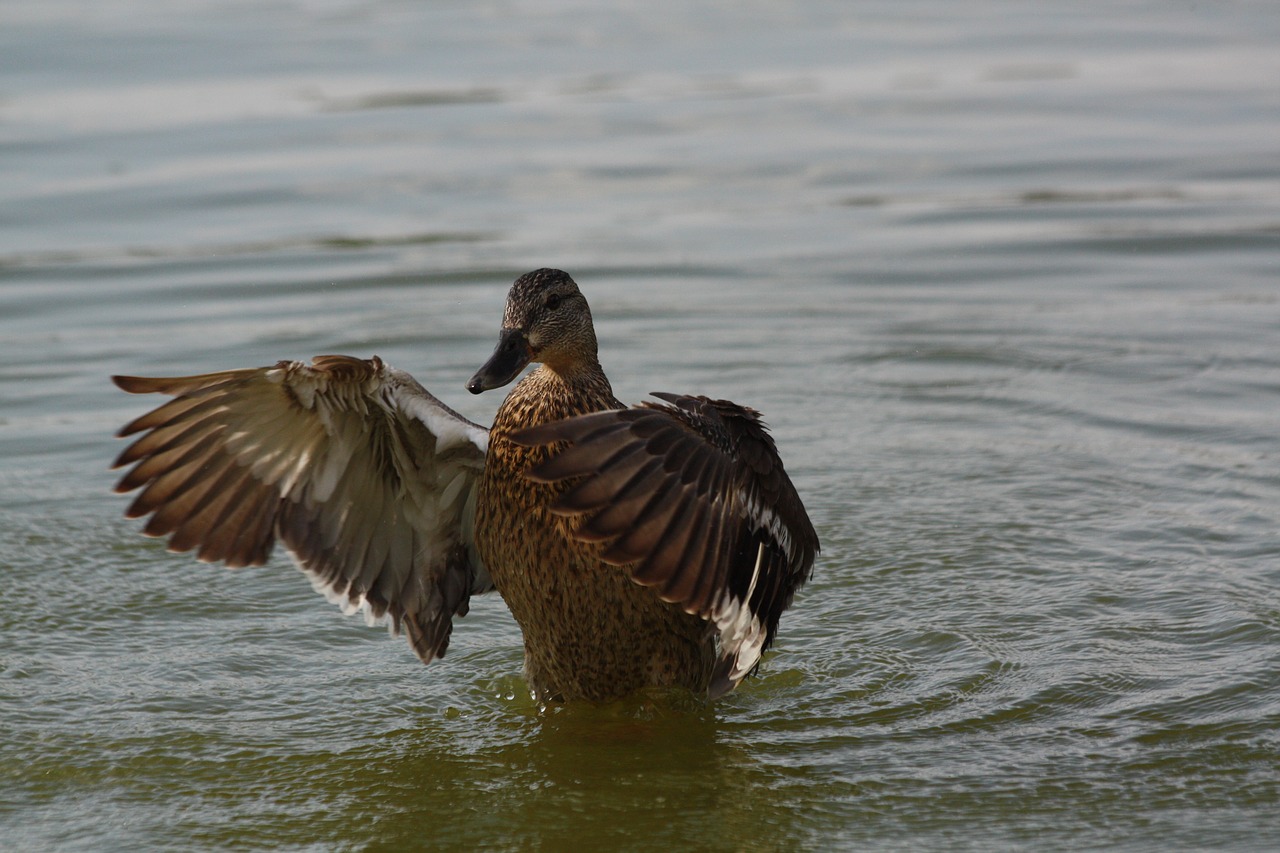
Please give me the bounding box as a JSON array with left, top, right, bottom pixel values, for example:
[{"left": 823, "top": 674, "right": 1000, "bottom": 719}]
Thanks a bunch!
[{"left": 467, "top": 268, "right": 599, "bottom": 394}]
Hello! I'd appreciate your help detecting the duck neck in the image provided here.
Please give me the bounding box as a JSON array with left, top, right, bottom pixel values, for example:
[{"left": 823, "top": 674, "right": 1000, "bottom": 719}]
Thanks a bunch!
[
  {"left": 494, "top": 360, "right": 618, "bottom": 438},
  {"left": 534, "top": 358, "right": 615, "bottom": 408}
]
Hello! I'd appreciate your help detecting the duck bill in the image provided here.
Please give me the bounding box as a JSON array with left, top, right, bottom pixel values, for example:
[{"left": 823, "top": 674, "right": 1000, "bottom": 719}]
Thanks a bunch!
[{"left": 467, "top": 328, "right": 533, "bottom": 394}]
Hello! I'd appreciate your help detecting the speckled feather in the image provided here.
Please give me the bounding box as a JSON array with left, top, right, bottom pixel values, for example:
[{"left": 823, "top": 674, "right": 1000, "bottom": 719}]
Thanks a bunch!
[
  {"left": 477, "top": 366, "right": 716, "bottom": 702},
  {"left": 513, "top": 392, "right": 818, "bottom": 697}
]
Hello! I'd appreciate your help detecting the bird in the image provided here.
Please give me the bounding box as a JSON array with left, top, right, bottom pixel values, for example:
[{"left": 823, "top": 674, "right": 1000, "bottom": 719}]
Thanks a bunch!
[{"left": 111, "top": 268, "right": 818, "bottom": 703}]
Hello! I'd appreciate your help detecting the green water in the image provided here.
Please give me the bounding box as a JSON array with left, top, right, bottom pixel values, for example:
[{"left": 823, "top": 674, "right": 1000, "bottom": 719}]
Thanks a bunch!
[{"left": 3, "top": 1, "right": 1279, "bottom": 850}]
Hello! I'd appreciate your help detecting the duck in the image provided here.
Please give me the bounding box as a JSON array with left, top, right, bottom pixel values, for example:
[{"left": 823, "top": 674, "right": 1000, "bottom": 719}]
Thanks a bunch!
[{"left": 111, "top": 268, "right": 819, "bottom": 703}]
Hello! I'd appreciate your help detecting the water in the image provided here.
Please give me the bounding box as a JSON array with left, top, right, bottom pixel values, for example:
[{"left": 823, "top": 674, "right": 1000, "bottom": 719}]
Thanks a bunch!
[{"left": 3, "top": 1, "right": 1279, "bottom": 849}]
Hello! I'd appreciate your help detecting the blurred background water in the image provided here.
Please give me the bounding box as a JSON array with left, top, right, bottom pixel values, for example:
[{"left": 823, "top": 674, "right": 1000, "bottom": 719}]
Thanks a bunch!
[{"left": 2, "top": 1, "right": 1279, "bottom": 850}]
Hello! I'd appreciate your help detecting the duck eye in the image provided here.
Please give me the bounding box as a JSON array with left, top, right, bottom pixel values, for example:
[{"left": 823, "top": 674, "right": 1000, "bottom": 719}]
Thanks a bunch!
[{"left": 545, "top": 294, "right": 562, "bottom": 310}]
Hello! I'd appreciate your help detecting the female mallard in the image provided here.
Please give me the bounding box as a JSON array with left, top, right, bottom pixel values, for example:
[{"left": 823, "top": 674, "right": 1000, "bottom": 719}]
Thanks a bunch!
[{"left": 112, "top": 268, "right": 818, "bottom": 703}]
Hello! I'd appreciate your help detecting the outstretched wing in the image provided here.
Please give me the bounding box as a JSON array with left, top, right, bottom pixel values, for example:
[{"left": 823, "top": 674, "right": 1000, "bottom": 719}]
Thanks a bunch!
[
  {"left": 111, "top": 354, "right": 493, "bottom": 665},
  {"left": 512, "top": 392, "right": 818, "bottom": 698}
]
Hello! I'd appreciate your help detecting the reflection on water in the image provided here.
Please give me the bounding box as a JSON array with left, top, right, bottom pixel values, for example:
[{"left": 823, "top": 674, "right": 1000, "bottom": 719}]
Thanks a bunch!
[{"left": 3, "top": 0, "right": 1280, "bottom": 849}]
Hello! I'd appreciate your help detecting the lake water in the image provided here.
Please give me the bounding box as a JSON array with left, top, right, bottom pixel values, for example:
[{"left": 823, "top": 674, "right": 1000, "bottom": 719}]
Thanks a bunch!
[{"left": 3, "top": 1, "right": 1279, "bottom": 849}]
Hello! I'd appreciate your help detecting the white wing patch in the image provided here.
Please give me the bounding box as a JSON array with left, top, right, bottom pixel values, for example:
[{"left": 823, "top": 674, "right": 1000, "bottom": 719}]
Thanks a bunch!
[{"left": 709, "top": 541, "right": 768, "bottom": 685}]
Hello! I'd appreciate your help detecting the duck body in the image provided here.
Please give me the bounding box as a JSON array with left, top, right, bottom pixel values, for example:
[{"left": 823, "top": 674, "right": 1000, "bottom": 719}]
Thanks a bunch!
[
  {"left": 477, "top": 364, "right": 714, "bottom": 702},
  {"left": 111, "top": 268, "right": 817, "bottom": 704}
]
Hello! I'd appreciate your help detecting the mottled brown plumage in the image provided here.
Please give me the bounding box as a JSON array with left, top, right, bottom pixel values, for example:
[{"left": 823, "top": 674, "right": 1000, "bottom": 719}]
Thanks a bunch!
[
  {"left": 111, "top": 268, "right": 817, "bottom": 703},
  {"left": 513, "top": 392, "right": 818, "bottom": 698},
  {"left": 476, "top": 367, "right": 715, "bottom": 701}
]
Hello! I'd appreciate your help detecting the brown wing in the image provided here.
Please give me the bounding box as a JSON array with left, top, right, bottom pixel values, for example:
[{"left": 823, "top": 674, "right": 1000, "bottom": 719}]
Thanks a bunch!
[
  {"left": 111, "top": 354, "right": 493, "bottom": 665},
  {"left": 512, "top": 392, "right": 818, "bottom": 698}
]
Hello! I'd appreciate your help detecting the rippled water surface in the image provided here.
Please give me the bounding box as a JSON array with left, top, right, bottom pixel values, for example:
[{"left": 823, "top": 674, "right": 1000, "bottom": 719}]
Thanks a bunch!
[{"left": 3, "top": 1, "right": 1279, "bottom": 850}]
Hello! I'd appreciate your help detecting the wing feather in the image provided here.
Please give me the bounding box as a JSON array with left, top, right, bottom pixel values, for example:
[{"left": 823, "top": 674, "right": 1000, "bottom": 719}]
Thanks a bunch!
[
  {"left": 111, "top": 354, "right": 492, "bottom": 664},
  {"left": 513, "top": 393, "right": 818, "bottom": 698},
  {"left": 574, "top": 460, "right": 667, "bottom": 543},
  {"left": 599, "top": 475, "right": 685, "bottom": 566}
]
